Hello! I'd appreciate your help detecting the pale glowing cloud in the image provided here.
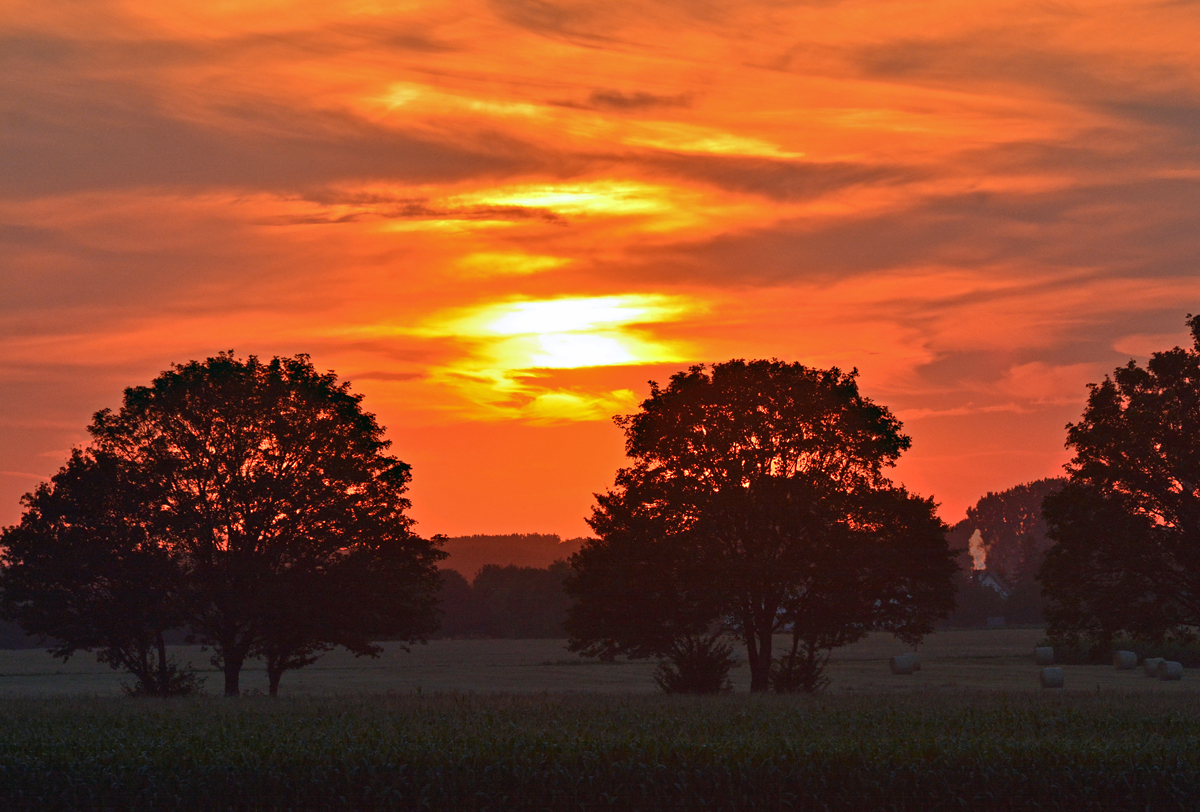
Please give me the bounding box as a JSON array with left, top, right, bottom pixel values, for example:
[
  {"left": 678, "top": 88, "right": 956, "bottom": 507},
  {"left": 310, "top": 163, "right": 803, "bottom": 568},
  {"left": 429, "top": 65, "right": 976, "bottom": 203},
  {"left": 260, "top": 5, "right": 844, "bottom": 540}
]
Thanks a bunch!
[
  {"left": 450, "top": 182, "right": 672, "bottom": 219},
  {"left": 455, "top": 252, "right": 572, "bottom": 276},
  {"left": 622, "top": 123, "right": 804, "bottom": 159}
]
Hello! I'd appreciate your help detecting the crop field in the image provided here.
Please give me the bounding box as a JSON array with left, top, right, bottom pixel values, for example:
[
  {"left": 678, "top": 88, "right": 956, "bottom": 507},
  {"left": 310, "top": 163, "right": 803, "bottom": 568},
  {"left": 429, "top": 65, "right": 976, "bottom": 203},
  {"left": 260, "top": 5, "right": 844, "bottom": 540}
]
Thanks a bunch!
[
  {"left": 3, "top": 630, "right": 1200, "bottom": 810},
  {"left": 3, "top": 691, "right": 1200, "bottom": 810}
]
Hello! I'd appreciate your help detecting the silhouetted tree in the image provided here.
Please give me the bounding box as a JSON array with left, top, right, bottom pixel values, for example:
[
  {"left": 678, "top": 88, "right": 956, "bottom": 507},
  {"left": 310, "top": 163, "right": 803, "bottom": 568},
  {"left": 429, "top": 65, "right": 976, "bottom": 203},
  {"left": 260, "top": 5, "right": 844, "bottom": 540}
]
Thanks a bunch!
[
  {"left": 253, "top": 533, "right": 440, "bottom": 696},
  {"left": 27, "top": 352, "right": 444, "bottom": 696},
  {"left": 566, "top": 467, "right": 723, "bottom": 661},
  {"left": 772, "top": 484, "right": 955, "bottom": 691},
  {"left": 0, "top": 451, "right": 200, "bottom": 695},
  {"left": 567, "top": 360, "right": 957, "bottom": 692},
  {"left": 958, "top": 479, "right": 1064, "bottom": 586},
  {"left": 1042, "top": 316, "right": 1200, "bottom": 645},
  {"left": 435, "top": 562, "right": 574, "bottom": 639},
  {"left": 473, "top": 562, "right": 573, "bottom": 638},
  {"left": 434, "top": 569, "right": 479, "bottom": 638}
]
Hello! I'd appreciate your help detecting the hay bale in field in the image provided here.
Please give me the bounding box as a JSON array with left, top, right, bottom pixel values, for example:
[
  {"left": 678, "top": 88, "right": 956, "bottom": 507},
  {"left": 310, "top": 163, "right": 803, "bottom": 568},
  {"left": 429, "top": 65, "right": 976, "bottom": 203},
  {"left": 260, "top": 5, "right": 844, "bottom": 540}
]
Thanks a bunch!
[
  {"left": 1144, "top": 657, "right": 1164, "bottom": 676},
  {"left": 1113, "top": 650, "right": 1137, "bottom": 670},
  {"left": 1034, "top": 646, "right": 1054, "bottom": 665},
  {"left": 1040, "top": 667, "right": 1064, "bottom": 688},
  {"left": 1158, "top": 660, "right": 1184, "bottom": 681},
  {"left": 889, "top": 653, "right": 917, "bottom": 675}
]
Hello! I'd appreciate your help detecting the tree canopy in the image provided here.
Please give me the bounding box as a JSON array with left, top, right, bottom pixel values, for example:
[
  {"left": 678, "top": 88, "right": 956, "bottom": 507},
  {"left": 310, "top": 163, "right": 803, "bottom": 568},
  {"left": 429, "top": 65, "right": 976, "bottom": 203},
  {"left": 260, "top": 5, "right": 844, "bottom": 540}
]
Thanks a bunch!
[
  {"left": 566, "top": 360, "right": 957, "bottom": 692},
  {"left": 1041, "top": 315, "right": 1200, "bottom": 646},
  {"left": 0, "top": 450, "right": 196, "bottom": 695},
  {"left": 1, "top": 352, "right": 444, "bottom": 696}
]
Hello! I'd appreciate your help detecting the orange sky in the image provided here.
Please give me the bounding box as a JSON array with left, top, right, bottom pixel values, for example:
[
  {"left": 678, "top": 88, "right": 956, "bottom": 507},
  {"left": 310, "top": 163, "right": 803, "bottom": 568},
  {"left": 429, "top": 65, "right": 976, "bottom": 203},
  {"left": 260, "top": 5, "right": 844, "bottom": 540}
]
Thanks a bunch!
[{"left": 2, "top": 0, "right": 1199, "bottom": 539}]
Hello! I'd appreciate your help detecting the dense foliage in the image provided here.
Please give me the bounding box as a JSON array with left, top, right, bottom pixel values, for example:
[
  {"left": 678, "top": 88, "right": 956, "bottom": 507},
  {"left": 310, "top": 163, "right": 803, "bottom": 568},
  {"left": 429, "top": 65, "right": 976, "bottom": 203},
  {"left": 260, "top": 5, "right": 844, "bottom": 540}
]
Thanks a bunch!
[
  {"left": 568, "top": 360, "right": 957, "bottom": 692},
  {"left": 2, "top": 693, "right": 1200, "bottom": 811},
  {"left": 0, "top": 353, "right": 443, "bottom": 696},
  {"left": 436, "top": 562, "right": 572, "bottom": 639},
  {"left": 0, "top": 452, "right": 194, "bottom": 695},
  {"left": 1041, "top": 316, "right": 1200, "bottom": 647}
]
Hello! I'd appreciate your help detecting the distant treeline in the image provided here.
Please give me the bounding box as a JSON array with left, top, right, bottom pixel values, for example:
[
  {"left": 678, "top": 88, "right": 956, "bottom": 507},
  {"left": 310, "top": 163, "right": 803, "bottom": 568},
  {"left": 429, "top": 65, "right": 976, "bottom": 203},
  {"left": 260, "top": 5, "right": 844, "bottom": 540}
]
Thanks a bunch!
[
  {"left": 940, "top": 478, "right": 1064, "bottom": 628},
  {"left": 0, "top": 620, "right": 40, "bottom": 650},
  {"left": 439, "top": 533, "right": 586, "bottom": 579},
  {"left": 0, "top": 533, "right": 585, "bottom": 649},
  {"left": 436, "top": 561, "right": 572, "bottom": 639}
]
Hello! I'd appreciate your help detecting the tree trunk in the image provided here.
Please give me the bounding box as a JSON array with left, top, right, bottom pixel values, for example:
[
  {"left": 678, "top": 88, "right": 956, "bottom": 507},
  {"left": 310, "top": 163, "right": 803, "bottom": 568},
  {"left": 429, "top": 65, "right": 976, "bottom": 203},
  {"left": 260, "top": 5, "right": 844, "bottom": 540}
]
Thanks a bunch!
[
  {"left": 221, "top": 643, "right": 247, "bottom": 697},
  {"left": 216, "top": 629, "right": 253, "bottom": 697},
  {"left": 781, "top": 630, "right": 801, "bottom": 677},
  {"left": 750, "top": 626, "right": 773, "bottom": 692},
  {"left": 743, "top": 625, "right": 762, "bottom": 692},
  {"left": 155, "top": 631, "right": 169, "bottom": 695},
  {"left": 741, "top": 600, "right": 775, "bottom": 693},
  {"left": 223, "top": 665, "right": 240, "bottom": 697},
  {"left": 267, "top": 656, "right": 283, "bottom": 698}
]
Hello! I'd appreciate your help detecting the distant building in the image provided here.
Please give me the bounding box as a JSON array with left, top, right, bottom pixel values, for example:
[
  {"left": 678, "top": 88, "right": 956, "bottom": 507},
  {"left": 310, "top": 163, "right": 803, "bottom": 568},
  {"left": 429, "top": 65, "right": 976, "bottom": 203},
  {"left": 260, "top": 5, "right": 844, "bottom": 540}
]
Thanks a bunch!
[{"left": 973, "top": 569, "right": 1012, "bottom": 599}]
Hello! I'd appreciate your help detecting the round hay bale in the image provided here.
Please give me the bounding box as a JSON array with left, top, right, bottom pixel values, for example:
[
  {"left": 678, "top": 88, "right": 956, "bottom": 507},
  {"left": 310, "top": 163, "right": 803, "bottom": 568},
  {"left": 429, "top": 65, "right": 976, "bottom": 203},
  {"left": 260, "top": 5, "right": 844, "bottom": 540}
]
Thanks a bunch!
[
  {"left": 1158, "top": 660, "right": 1184, "bottom": 681},
  {"left": 910, "top": 653, "right": 921, "bottom": 672},
  {"left": 1144, "top": 657, "right": 1164, "bottom": 676},
  {"left": 1113, "top": 650, "right": 1137, "bottom": 670},
  {"left": 1033, "top": 646, "right": 1054, "bottom": 665},
  {"left": 1040, "top": 667, "right": 1064, "bottom": 689},
  {"left": 889, "top": 654, "right": 916, "bottom": 675}
]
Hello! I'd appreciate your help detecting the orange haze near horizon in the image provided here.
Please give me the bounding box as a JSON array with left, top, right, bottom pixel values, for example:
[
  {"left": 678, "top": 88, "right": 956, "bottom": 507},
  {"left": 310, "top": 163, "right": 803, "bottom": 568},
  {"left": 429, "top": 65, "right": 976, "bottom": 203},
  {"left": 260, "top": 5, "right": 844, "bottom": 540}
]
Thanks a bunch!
[{"left": 3, "top": 0, "right": 1199, "bottom": 540}]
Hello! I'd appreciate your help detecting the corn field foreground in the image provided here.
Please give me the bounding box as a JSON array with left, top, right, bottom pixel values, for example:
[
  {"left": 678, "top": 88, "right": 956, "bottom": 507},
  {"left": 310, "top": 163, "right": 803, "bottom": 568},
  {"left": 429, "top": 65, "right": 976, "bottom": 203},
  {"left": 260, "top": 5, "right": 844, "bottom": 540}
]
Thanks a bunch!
[{"left": 2, "top": 692, "right": 1199, "bottom": 811}]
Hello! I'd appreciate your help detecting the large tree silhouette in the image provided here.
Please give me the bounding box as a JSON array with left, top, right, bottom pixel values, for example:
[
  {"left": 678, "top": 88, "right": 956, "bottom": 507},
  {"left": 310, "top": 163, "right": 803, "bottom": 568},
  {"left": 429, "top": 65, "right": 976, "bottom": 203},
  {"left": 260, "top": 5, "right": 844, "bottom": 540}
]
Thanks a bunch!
[
  {"left": 3, "top": 353, "right": 443, "bottom": 696},
  {"left": 0, "top": 451, "right": 198, "bottom": 695},
  {"left": 1041, "top": 315, "right": 1200, "bottom": 645},
  {"left": 567, "top": 360, "right": 956, "bottom": 692}
]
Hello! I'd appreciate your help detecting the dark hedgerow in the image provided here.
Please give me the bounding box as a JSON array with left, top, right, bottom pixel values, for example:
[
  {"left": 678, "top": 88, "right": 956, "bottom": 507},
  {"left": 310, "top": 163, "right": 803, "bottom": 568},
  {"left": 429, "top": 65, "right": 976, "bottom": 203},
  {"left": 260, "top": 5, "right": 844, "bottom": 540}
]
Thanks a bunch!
[{"left": 2, "top": 693, "right": 1200, "bottom": 811}]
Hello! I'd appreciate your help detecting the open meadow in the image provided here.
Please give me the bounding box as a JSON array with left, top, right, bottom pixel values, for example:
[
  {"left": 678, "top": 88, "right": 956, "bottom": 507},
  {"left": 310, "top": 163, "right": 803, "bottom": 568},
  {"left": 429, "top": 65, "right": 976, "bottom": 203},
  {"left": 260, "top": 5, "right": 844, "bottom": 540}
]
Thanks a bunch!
[
  {"left": 3, "top": 629, "right": 1200, "bottom": 810},
  {"left": 2, "top": 628, "right": 1198, "bottom": 696}
]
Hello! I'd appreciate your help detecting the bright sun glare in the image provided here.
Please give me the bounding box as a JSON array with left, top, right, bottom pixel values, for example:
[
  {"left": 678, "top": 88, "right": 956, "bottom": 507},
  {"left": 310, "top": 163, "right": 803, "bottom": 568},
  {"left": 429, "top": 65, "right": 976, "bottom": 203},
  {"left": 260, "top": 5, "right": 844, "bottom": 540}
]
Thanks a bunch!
[
  {"left": 480, "top": 296, "right": 685, "bottom": 336},
  {"left": 416, "top": 294, "right": 696, "bottom": 418}
]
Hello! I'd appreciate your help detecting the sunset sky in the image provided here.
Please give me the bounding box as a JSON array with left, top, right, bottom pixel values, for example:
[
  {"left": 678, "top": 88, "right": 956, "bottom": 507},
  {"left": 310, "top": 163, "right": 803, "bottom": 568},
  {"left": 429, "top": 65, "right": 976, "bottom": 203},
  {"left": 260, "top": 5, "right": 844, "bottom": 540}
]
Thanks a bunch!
[{"left": 2, "top": 0, "right": 1198, "bottom": 540}]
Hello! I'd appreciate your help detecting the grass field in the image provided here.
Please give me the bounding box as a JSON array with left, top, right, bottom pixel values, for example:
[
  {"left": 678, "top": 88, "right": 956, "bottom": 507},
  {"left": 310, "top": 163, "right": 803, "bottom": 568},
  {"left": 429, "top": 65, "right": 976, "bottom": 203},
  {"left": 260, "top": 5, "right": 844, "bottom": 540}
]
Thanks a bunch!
[{"left": 1, "top": 628, "right": 1195, "bottom": 696}]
